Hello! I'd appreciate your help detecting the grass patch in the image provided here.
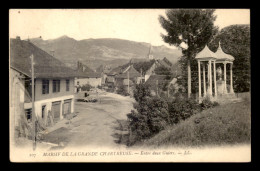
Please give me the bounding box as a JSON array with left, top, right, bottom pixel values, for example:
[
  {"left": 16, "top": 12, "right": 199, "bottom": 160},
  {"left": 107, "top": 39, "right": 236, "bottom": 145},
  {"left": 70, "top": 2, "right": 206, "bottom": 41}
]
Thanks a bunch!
[{"left": 139, "top": 99, "right": 251, "bottom": 147}]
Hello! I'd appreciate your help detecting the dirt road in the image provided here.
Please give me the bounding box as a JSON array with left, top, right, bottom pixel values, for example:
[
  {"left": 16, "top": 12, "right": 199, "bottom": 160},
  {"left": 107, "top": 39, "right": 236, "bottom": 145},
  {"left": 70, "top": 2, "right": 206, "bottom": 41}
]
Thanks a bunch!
[{"left": 43, "top": 91, "right": 135, "bottom": 150}]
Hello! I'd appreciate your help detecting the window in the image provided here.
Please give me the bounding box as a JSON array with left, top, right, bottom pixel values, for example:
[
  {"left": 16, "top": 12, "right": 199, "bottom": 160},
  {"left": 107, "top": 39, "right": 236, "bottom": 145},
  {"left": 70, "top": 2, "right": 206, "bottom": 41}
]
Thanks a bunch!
[
  {"left": 42, "top": 79, "right": 49, "bottom": 94},
  {"left": 53, "top": 80, "right": 60, "bottom": 93},
  {"left": 25, "top": 109, "right": 32, "bottom": 122},
  {"left": 66, "top": 79, "right": 70, "bottom": 91}
]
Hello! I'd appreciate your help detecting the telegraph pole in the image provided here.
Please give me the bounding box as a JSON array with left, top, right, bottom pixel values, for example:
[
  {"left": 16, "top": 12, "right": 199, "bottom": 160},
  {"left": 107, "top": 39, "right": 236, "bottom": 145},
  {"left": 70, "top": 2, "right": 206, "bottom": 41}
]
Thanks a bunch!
[
  {"left": 156, "top": 80, "right": 159, "bottom": 96},
  {"left": 127, "top": 71, "right": 130, "bottom": 94},
  {"left": 167, "top": 85, "right": 169, "bottom": 98},
  {"left": 140, "top": 68, "right": 143, "bottom": 83},
  {"left": 31, "top": 54, "right": 36, "bottom": 150}
]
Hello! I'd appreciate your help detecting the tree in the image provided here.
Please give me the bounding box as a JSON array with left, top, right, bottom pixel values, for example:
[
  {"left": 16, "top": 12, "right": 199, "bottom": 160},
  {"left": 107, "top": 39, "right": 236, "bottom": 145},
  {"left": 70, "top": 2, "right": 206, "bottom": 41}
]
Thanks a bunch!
[
  {"left": 133, "top": 60, "right": 155, "bottom": 74},
  {"left": 127, "top": 83, "right": 169, "bottom": 144},
  {"left": 133, "top": 83, "right": 151, "bottom": 103},
  {"left": 159, "top": 9, "right": 218, "bottom": 98},
  {"left": 208, "top": 24, "right": 250, "bottom": 92},
  {"left": 116, "top": 84, "right": 127, "bottom": 95}
]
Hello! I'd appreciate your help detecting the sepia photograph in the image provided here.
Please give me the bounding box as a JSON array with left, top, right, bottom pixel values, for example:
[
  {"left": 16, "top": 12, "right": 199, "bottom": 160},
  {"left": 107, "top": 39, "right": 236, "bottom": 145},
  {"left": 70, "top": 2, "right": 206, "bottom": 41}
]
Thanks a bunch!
[{"left": 9, "top": 9, "right": 250, "bottom": 162}]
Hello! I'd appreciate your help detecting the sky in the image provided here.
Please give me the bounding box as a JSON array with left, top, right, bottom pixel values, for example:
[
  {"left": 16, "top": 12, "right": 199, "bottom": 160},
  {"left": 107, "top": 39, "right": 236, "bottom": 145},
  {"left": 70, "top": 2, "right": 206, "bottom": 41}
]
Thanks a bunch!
[{"left": 9, "top": 9, "right": 250, "bottom": 49}]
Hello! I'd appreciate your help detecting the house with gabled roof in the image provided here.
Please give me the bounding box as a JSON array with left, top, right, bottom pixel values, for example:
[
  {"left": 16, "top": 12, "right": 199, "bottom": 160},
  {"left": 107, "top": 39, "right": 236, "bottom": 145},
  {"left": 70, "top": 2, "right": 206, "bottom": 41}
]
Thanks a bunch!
[
  {"left": 114, "top": 64, "right": 142, "bottom": 95},
  {"left": 145, "top": 75, "right": 178, "bottom": 96},
  {"left": 10, "top": 37, "right": 78, "bottom": 130},
  {"left": 144, "top": 57, "right": 174, "bottom": 82},
  {"left": 115, "top": 65, "right": 141, "bottom": 86},
  {"left": 75, "top": 61, "right": 102, "bottom": 89}
]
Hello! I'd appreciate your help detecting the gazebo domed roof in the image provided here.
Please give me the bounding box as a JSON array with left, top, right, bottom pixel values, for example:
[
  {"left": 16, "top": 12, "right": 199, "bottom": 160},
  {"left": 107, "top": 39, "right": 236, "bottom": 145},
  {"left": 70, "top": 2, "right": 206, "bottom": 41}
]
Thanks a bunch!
[
  {"left": 195, "top": 45, "right": 217, "bottom": 60},
  {"left": 215, "top": 42, "right": 234, "bottom": 61}
]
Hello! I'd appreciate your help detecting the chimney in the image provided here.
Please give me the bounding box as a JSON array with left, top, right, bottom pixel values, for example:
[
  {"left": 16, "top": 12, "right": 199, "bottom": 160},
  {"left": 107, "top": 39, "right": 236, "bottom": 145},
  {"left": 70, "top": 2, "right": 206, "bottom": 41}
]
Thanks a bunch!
[
  {"left": 50, "top": 50, "right": 55, "bottom": 57},
  {"left": 77, "top": 61, "right": 81, "bottom": 70},
  {"left": 16, "top": 36, "right": 21, "bottom": 41}
]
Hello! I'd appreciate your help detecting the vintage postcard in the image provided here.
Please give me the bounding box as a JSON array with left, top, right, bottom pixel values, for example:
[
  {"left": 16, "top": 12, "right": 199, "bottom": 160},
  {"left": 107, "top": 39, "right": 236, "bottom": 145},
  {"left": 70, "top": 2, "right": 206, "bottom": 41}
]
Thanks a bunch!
[{"left": 9, "top": 9, "right": 251, "bottom": 162}]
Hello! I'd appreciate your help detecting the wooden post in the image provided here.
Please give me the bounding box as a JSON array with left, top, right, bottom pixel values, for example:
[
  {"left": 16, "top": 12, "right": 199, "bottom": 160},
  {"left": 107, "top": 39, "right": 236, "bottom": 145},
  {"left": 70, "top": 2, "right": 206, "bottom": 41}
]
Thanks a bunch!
[
  {"left": 198, "top": 61, "right": 201, "bottom": 100},
  {"left": 167, "top": 85, "right": 169, "bottom": 98},
  {"left": 156, "top": 80, "right": 159, "bottom": 96},
  {"left": 214, "top": 60, "right": 217, "bottom": 97},
  {"left": 31, "top": 54, "right": 36, "bottom": 150},
  {"left": 127, "top": 71, "right": 130, "bottom": 94},
  {"left": 203, "top": 62, "right": 206, "bottom": 97}
]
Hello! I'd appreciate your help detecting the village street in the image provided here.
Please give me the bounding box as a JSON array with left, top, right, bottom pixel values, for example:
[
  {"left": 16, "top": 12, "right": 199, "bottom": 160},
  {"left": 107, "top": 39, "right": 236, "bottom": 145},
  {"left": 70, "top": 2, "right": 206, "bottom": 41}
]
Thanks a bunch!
[{"left": 43, "top": 90, "right": 135, "bottom": 150}]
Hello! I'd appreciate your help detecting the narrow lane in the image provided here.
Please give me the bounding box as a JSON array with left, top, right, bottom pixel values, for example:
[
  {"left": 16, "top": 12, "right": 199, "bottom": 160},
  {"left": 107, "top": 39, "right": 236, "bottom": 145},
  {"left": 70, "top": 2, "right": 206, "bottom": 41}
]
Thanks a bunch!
[{"left": 45, "top": 92, "right": 135, "bottom": 149}]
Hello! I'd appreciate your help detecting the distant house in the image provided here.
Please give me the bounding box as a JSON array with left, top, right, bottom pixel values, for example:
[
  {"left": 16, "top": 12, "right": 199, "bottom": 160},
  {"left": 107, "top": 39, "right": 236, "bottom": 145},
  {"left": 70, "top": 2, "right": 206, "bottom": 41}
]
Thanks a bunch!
[
  {"left": 104, "top": 63, "right": 130, "bottom": 88},
  {"left": 75, "top": 61, "right": 102, "bottom": 89},
  {"left": 10, "top": 37, "right": 78, "bottom": 129},
  {"left": 145, "top": 75, "right": 178, "bottom": 96},
  {"left": 115, "top": 65, "right": 142, "bottom": 95},
  {"left": 144, "top": 57, "right": 174, "bottom": 82},
  {"left": 96, "top": 65, "right": 111, "bottom": 86}
]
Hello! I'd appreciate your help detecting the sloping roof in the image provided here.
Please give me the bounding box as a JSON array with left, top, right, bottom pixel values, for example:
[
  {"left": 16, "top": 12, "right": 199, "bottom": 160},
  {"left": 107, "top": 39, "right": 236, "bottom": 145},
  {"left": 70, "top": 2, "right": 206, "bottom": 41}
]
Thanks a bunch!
[
  {"left": 115, "top": 65, "right": 141, "bottom": 79},
  {"left": 108, "top": 63, "right": 130, "bottom": 75},
  {"left": 162, "top": 57, "right": 173, "bottom": 67},
  {"left": 157, "top": 59, "right": 171, "bottom": 69},
  {"left": 195, "top": 45, "right": 217, "bottom": 60},
  {"left": 145, "top": 75, "right": 173, "bottom": 91},
  {"left": 215, "top": 43, "right": 235, "bottom": 61},
  {"left": 76, "top": 61, "right": 101, "bottom": 78},
  {"left": 96, "top": 65, "right": 104, "bottom": 73},
  {"left": 76, "top": 70, "right": 101, "bottom": 78},
  {"left": 10, "top": 38, "right": 78, "bottom": 78}
]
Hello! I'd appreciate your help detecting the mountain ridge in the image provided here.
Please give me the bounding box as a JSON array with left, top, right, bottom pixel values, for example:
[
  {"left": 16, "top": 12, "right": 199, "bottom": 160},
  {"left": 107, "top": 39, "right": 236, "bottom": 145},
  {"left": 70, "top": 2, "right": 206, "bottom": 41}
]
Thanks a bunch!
[{"left": 28, "top": 35, "right": 182, "bottom": 70}]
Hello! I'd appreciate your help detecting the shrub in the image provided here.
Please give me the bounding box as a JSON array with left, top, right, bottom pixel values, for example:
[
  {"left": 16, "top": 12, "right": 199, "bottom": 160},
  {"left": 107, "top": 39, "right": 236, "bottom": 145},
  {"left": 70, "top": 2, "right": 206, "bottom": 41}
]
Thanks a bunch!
[
  {"left": 168, "top": 97, "right": 200, "bottom": 124},
  {"left": 133, "top": 83, "right": 151, "bottom": 103},
  {"left": 116, "top": 84, "right": 127, "bottom": 96},
  {"left": 127, "top": 97, "right": 169, "bottom": 144},
  {"left": 127, "top": 84, "right": 218, "bottom": 145},
  {"left": 200, "top": 97, "right": 219, "bottom": 110},
  {"left": 81, "top": 84, "right": 92, "bottom": 91}
]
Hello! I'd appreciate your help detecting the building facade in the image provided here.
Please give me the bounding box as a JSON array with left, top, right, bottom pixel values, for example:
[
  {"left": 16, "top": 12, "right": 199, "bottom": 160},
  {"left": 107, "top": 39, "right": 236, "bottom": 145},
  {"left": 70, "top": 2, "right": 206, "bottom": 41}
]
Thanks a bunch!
[{"left": 10, "top": 37, "right": 78, "bottom": 130}]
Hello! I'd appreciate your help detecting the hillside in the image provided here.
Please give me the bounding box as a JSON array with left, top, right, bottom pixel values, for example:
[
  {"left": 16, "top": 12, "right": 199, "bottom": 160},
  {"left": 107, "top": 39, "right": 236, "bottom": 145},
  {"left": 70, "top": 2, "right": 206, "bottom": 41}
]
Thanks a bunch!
[
  {"left": 139, "top": 97, "right": 251, "bottom": 147},
  {"left": 29, "top": 36, "right": 182, "bottom": 70}
]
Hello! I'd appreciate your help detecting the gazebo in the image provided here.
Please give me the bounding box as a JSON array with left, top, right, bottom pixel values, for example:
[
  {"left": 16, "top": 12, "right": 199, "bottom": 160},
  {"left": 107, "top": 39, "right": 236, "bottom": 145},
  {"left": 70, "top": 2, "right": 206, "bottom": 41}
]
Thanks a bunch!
[{"left": 195, "top": 42, "right": 235, "bottom": 102}]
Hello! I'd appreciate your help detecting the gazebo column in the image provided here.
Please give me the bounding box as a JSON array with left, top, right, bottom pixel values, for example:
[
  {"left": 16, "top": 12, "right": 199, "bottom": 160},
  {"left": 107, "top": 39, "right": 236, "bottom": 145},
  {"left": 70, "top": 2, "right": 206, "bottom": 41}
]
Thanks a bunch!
[
  {"left": 203, "top": 62, "right": 206, "bottom": 97},
  {"left": 223, "top": 62, "right": 227, "bottom": 94},
  {"left": 198, "top": 61, "right": 201, "bottom": 101},
  {"left": 208, "top": 60, "right": 212, "bottom": 96},
  {"left": 213, "top": 60, "right": 217, "bottom": 98},
  {"left": 230, "top": 63, "right": 234, "bottom": 94}
]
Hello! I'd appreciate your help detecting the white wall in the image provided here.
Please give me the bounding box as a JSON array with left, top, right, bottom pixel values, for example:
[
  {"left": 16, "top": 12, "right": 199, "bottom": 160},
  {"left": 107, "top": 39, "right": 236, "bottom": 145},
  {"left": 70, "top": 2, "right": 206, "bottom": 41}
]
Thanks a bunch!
[
  {"left": 24, "top": 94, "right": 74, "bottom": 122},
  {"left": 145, "top": 75, "right": 151, "bottom": 82},
  {"left": 75, "top": 77, "right": 102, "bottom": 87}
]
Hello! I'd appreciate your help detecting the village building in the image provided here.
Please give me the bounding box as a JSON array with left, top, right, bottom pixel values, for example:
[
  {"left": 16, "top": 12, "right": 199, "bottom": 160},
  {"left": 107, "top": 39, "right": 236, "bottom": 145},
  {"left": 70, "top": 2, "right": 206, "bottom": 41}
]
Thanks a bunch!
[
  {"left": 114, "top": 65, "right": 142, "bottom": 95},
  {"left": 10, "top": 37, "right": 78, "bottom": 131},
  {"left": 102, "top": 62, "right": 142, "bottom": 93},
  {"left": 75, "top": 61, "right": 102, "bottom": 90},
  {"left": 96, "top": 64, "right": 111, "bottom": 86},
  {"left": 145, "top": 75, "right": 178, "bottom": 96},
  {"left": 144, "top": 57, "right": 174, "bottom": 82}
]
